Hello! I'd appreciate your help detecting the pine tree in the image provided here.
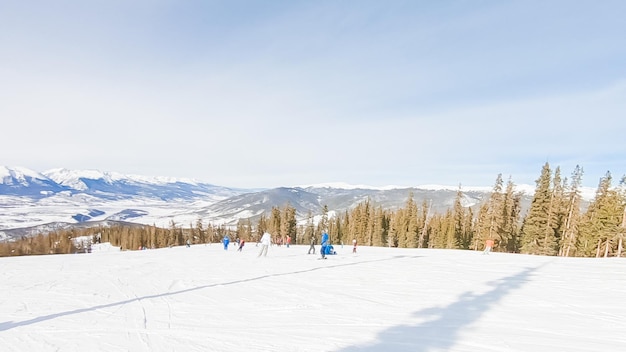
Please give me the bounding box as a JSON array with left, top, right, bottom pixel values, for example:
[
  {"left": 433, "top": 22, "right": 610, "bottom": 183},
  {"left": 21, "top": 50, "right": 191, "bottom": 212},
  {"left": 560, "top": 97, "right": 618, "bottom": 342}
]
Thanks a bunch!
[
  {"left": 331, "top": 215, "right": 344, "bottom": 245},
  {"left": 256, "top": 214, "right": 268, "bottom": 242},
  {"left": 577, "top": 172, "right": 626, "bottom": 257},
  {"left": 335, "top": 207, "right": 351, "bottom": 246},
  {"left": 281, "top": 203, "right": 297, "bottom": 244},
  {"left": 393, "top": 208, "right": 407, "bottom": 248},
  {"left": 475, "top": 174, "right": 504, "bottom": 251},
  {"left": 195, "top": 218, "right": 205, "bottom": 244},
  {"left": 372, "top": 206, "right": 388, "bottom": 247},
  {"left": 418, "top": 199, "right": 432, "bottom": 248},
  {"left": 520, "top": 163, "right": 559, "bottom": 255},
  {"left": 442, "top": 209, "right": 457, "bottom": 248},
  {"left": 453, "top": 187, "right": 469, "bottom": 249},
  {"left": 387, "top": 210, "right": 401, "bottom": 247},
  {"left": 269, "top": 206, "right": 281, "bottom": 240},
  {"left": 499, "top": 178, "right": 522, "bottom": 252},
  {"left": 559, "top": 165, "right": 584, "bottom": 257},
  {"left": 550, "top": 167, "right": 569, "bottom": 251},
  {"left": 316, "top": 205, "right": 329, "bottom": 237},
  {"left": 404, "top": 192, "right": 419, "bottom": 248},
  {"left": 428, "top": 214, "right": 447, "bottom": 248}
]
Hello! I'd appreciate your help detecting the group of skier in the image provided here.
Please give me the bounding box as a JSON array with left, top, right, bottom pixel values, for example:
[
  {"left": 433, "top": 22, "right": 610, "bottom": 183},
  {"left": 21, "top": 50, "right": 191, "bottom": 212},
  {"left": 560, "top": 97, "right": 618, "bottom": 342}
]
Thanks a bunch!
[{"left": 217, "top": 231, "right": 356, "bottom": 259}]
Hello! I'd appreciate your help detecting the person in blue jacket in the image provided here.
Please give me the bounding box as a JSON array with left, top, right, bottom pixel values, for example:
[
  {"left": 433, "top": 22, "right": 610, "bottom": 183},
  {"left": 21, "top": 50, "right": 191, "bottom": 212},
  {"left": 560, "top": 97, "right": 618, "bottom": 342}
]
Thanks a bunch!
[
  {"left": 222, "top": 235, "right": 230, "bottom": 250},
  {"left": 320, "top": 232, "right": 329, "bottom": 259}
]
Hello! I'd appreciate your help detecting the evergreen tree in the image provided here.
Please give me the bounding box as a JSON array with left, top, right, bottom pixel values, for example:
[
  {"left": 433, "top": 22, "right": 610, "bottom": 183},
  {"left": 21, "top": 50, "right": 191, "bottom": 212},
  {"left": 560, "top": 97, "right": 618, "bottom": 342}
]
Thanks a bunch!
[
  {"left": 387, "top": 211, "right": 400, "bottom": 247},
  {"left": 577, "top": 172, "right": 626, "bottom": 257},
  {"left": 256, "top": 214, "right": 268, "bottom": 242},
  {"left": 195, "top": 218, "right": 205, "bottom": 244},
  {"left": 394, "top": 208, "right": 407, "bottom": 248},
  {"left": 475, "top": 174, "right": 504, "bottom": 251},
  {"left": 281, "top": 203, "right": 297, "bottom": 244},
  {"left": 404, "top": 192, "right": 419, "bottom": 248},
  {"left": 316, "top": 205, "right": 329, "bottom": 237},
  {"left": 453, "top": 187, "right": 468, "bottom": 249},
  {"left": 342, "top": 210, "right": 351, "bottom": 245},
  {"left": 304, "top": 210, "right": 315, "bottom": 243},
  {"left": 428, "top": 214, "right": 447, "bottom": 248},
  {"left": 417, "top": 199, "right": 432, "bottom": 248},
  {"left": 269, "top": 206, "right": 281, "bottom": 240},
  {"left": 443, "top": 209, "right": 457, "bottom": 248},
  {"left": 463, "top": 206, "right": 475, "bottom": 249},
  {"left": 499, "top": 178, "right": 522, "bottom": 252},
  {"left": 559, "top": 165, "right": 584, "bottom": 257},
  {"left": 372, "top": 206, "right": 388, "bottom": 247},
  {"left": 520, "top": 163, "right": 559, "bottom": 255}
]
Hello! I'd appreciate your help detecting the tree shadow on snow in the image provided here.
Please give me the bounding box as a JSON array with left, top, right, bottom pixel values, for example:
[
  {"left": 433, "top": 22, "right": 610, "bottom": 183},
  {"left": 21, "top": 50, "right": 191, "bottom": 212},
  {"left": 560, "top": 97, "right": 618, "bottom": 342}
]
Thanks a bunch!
[
  {"left": 0, "top": 255, "right": 420, "bottom": 332},
  {"left": 336, "top": 265, "right": 543, "bottom": 352}
]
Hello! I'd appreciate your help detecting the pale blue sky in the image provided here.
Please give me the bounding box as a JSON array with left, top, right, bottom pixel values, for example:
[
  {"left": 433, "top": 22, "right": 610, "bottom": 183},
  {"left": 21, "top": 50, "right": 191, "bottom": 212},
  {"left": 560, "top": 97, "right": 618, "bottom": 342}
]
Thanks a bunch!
[{"left": 2, "top": 0, "right": 625, "bottom": 188}]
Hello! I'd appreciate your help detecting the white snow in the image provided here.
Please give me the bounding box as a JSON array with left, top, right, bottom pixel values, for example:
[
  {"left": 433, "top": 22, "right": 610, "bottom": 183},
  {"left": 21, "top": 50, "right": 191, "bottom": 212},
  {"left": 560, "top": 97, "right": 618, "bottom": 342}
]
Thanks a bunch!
[
  {"left": 43, "top": 168, "right": 203, "bottom": 187},
  {"left": 1, "top": 245, "right": 624, "bottom": 351},
  {"left": 0, "top": 166, "right": 47, "bottom": 185},
  {"left": 300, "top": 182, "right": 408, "bottom": 191}
]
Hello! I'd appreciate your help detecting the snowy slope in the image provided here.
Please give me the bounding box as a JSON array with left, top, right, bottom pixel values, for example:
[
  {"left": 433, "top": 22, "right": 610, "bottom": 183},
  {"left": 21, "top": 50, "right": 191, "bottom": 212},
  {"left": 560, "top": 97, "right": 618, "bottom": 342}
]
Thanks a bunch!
[{"left": 0, "top": 245, "right": 624, "bottom": 351}]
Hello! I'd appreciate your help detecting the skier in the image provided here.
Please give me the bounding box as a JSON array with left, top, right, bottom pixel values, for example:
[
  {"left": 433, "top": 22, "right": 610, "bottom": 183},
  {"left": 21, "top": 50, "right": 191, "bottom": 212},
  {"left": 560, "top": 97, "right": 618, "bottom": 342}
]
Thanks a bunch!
[
  {"left": 223, "top": 235, "right": 230, "bottom": 250},
  {"left": 257, "top": 232, "right": 272, "bottom": 257},
  {"left": 352, "top": 239, "right": 357, "bottom": 253},
  {"left": 483, "top": 239, "right": 494, "bottom": 255},
  {"left": 308, "top": 236, "right": 316, "bottom": 254},
  {"left": 237, "top": 239, "right": 245, "bottom": 252},
  {"left": 320, "top": 232, "right": 329, "bottom": 259}
]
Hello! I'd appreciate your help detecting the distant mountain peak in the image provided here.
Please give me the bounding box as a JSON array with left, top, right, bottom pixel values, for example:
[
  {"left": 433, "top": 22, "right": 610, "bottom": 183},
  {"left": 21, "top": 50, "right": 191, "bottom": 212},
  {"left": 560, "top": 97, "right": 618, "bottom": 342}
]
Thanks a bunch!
[
  {"left": 1, "top": 166, "right": 48, "bottom": 185},
  {"left": 43, "top": 168, "right": 207, "bottom": 187}
]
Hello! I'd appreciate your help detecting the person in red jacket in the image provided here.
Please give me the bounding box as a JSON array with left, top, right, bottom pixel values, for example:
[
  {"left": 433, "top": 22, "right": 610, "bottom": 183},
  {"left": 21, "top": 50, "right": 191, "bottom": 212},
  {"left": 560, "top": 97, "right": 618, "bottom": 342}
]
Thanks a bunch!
[
  {"left": 483, "top": 239, "right": 494, "bottom": 255},
  {"left": 237, "top": 239, "right": 245, "bottom": 252}
]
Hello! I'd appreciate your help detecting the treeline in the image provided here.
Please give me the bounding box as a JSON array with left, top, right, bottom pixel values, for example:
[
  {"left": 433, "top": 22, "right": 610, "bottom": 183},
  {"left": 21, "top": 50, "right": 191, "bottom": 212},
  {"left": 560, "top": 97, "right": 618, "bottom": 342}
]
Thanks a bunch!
[
  {"left": 0, "top": 231, "right": 77, "bottom": 257},
  {"left": 289, "top": 163, "right": 625, "bottom": 258},
  {"left": 0, "top": 220, "right": 240, "bottom": 256},
  {"left": 323, "top": 163, "right": 625, "bottom": 258},
  {"left": 2, "top": 162, "right": 624, "bottom": 258}
]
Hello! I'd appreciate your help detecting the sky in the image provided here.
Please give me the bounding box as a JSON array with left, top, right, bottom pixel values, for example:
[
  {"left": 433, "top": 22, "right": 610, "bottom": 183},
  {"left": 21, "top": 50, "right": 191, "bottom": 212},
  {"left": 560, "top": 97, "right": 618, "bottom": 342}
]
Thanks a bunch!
[
  {"left": 1, "top": 242, "right": 625, "bottom": 351},
  {"left": 2, "top": 0, "right": 626, "bottom": 189}
]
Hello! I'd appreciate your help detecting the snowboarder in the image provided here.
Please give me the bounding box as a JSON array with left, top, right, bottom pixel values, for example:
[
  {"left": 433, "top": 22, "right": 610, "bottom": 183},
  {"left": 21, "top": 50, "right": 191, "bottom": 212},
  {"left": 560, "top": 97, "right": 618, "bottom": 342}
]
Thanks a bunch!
[{"left": 223, "top": 235, "right": 230, "bottom": 250}]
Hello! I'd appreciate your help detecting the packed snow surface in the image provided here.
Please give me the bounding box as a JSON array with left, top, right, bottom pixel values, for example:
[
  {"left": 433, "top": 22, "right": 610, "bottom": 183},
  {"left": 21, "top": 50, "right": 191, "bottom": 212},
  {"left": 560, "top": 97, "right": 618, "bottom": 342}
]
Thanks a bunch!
[{"left": 1, "top": 244, "right": 624, "bottom": 351}]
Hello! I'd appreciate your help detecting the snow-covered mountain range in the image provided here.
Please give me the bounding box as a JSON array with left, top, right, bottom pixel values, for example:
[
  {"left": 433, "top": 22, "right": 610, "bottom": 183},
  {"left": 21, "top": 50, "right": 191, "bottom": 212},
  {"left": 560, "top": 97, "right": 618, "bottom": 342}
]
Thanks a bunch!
[{"left": 0, "top": 166, "right": 594, "bottom": 242}]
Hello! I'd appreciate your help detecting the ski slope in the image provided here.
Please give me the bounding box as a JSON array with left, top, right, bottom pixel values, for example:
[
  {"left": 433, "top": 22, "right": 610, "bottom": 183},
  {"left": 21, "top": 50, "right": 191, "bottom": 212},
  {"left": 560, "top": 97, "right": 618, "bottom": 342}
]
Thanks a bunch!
[{"left": 1, "top": 244, "right": 625, "bottom": 351}]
